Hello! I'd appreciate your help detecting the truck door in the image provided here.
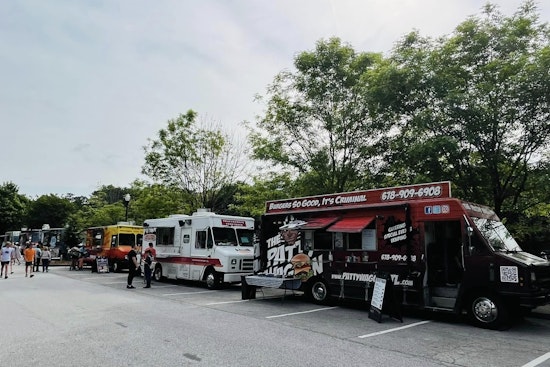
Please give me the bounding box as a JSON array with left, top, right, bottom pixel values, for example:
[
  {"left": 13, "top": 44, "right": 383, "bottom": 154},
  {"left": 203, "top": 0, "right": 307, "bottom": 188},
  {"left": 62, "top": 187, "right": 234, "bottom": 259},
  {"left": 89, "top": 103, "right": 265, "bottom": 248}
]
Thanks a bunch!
[
  {"left": 177, "top": 227, "right": 192, "bottom": 279},
  {"left": 425, "top": 220, "right": 463, "bottom": 286},
  {"left": 191, "top": 227, "right": 214, "bottom": 280},
  {"left": 462, "top": 218, "right": 493, "bottom": 289},
  {"left": 424, "top": 220, "right": 463, "bottom": 309}
]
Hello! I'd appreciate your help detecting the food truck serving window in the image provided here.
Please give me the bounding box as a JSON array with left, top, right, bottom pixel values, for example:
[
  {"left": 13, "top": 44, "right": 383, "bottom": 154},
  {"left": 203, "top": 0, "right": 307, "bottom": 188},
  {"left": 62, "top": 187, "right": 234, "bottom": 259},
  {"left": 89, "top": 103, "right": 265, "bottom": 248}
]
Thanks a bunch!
[
  {"left": 327, "top": 216, "right": 375, "bottom": 233},
  {"left": 157, "top": 227, "right": 175, "bottom": 246}
]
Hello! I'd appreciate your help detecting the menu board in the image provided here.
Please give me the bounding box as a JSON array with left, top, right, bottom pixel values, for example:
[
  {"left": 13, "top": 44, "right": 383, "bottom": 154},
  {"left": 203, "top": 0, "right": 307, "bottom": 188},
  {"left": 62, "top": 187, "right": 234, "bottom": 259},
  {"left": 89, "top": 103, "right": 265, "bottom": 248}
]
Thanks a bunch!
[
  {"left": 368, "top": 272, "right": 402, "bottom": 323},
  {"left": 96, "top": 257, "right": 109, "bottom": 273},
  {"left": 371, "top": 277, "right": 386, "bottom": 311}
]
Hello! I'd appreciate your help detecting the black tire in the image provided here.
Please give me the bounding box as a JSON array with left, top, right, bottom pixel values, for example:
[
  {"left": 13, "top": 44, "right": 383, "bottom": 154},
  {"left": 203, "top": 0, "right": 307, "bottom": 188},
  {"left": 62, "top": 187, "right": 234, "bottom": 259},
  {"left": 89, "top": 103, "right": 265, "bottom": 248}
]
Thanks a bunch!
[
  {"left": 309, "top": 279, "right": 329, "bottom": 304},
  {"left": 153, "top": 265, "right": 163, "bottom": 281},
  {"left": 205, "top": 268, "right": 220, "bottom": 290},
  {"left": 112, "top": 261, "right": 120, "bottom": 273},
  {"left": 468, "top": 292, "right": 510, "bottom": 330}
]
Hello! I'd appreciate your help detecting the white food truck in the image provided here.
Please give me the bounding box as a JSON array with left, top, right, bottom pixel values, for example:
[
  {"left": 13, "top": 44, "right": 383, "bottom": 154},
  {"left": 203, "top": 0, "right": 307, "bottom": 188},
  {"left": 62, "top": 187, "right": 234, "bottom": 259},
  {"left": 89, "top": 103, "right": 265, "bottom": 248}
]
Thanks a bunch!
[{"left": 143, "top": 209, "right": 256, "bottom": 289}]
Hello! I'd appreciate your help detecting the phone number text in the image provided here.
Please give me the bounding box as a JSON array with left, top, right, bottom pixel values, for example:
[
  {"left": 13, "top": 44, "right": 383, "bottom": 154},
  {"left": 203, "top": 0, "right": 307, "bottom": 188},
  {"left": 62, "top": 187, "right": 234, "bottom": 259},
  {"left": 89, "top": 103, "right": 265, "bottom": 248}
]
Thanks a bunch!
[{"left": 381, "top": 185, "right": 442, "bottom": 201}]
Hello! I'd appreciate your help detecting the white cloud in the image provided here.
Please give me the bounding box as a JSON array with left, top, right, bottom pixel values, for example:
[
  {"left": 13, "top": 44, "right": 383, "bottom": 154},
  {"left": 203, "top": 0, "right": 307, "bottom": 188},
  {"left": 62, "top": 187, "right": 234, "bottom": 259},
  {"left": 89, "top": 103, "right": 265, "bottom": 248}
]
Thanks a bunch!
[{"left": 0, "top": 0, "right": 547, "bottom": 197}]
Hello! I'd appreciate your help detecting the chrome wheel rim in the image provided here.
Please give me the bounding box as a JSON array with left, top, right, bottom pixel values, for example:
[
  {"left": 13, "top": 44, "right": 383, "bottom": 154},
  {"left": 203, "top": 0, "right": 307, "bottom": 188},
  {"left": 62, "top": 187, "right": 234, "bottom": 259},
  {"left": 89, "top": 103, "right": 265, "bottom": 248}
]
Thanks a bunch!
[
  {"left": 473, "top": 297, "right": 498, "bottom": 323},
  {"left": 312, "top": 282, "right": 327, "bottom": 302}
]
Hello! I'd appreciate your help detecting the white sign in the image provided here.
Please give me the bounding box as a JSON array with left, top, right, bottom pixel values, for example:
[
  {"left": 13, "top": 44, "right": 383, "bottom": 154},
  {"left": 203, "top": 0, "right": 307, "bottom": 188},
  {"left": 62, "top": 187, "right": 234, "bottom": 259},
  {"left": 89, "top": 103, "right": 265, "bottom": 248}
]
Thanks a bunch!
[{"left": 371, "top": 277, "right": 386, "bottom": 310}]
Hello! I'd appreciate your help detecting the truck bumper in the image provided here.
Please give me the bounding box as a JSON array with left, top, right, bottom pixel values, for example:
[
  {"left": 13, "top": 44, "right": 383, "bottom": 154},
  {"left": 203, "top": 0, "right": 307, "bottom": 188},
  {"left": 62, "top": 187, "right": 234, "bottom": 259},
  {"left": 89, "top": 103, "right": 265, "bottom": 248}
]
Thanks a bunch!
[
  {"left": 222, "top": 272, "right": 253, "bottom": 284},
  {"left": 519, "top": 293, "right": 550, "bottom": 309}
]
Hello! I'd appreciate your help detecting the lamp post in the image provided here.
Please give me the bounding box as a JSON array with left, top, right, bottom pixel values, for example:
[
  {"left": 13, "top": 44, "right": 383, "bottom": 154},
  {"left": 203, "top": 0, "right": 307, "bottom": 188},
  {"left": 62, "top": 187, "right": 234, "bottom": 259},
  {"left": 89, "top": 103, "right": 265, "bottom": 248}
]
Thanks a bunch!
[{"left": 123, "top": 193, "right": 131, "bottom": 222}]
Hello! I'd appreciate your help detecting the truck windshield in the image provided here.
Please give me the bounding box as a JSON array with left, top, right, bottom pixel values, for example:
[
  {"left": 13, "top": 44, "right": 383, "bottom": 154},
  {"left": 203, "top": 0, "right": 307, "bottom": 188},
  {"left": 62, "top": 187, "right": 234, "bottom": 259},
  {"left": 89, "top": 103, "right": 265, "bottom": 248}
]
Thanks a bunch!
[
  {"left": 471, "top": 217, "right": 522, "bottom": 252},
  {"left": 212, "top": 228, "right": 254, "bottom": 246},
  {"left": 236, "top": 229, "right": 254, "bottom": 247}
]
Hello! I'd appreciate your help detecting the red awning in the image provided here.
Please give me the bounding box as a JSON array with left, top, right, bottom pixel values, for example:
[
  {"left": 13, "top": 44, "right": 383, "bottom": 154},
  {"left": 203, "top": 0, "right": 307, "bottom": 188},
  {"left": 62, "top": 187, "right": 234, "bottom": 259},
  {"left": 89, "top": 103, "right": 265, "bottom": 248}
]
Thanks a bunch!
[
  {"left": 327, "top": 216, "right": 375, "bottom": 233},
  {"left": 300, "top": 217, "right": 339, "bottom": 230}
]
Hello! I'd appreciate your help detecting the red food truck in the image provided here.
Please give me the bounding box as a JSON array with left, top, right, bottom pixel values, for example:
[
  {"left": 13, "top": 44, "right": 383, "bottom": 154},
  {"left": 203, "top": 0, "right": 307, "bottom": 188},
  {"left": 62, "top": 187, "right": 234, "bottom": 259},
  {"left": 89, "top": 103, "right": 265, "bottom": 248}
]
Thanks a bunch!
[{"left": 244, "top": 181, "right": 550, "bottom": 329}]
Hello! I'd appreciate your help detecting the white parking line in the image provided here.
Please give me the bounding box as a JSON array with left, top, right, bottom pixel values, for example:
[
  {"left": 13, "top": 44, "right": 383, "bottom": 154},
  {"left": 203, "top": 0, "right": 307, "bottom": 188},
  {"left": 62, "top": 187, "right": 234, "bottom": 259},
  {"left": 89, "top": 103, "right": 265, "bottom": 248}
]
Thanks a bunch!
[
  {"left": 358, "top": 320, "right": 431, "bottom": 338},
  {"left": 266, "top": 306, "right": 338, "bottom": 319},
  {"left": 205, "top": 300, "right": 250, "bottom": 305},
  {"left": 148, "top": 284, "right": 180, "bottom": 288},
  {"left": 162, "top": 290, "right": 213, "bottom": 296},
  {"left": 521, "top": 352, "right": 550, "bottom": 367},
  {"left": 206, "top": 294, "right": 301, "bottom": 305}
]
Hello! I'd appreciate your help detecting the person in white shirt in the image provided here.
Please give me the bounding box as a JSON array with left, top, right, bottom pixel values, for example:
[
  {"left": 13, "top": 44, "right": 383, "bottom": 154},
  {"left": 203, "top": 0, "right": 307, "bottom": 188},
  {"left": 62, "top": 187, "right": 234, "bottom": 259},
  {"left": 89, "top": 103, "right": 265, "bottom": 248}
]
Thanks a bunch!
[
  {"left": 1, "top": 242, "right": 14, "bottom": 279},
  {"left": 10, "top": 243, "right": 21, "bottom": 274},
  {"left": 34, "top": 243, "right": 42, "bottom": 272},
  {"left": 41, "top": 247, "right": 52, "bottom": 272}
]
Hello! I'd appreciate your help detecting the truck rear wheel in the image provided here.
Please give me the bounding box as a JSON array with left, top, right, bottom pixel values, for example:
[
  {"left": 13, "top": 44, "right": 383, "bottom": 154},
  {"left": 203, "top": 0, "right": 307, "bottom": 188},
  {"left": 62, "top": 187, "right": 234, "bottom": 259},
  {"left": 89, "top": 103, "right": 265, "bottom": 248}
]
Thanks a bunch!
[
  {"left": 309, "top": 279, "right": 329, "bottom": 304},
  {"left": 109, "top": 261, "right": 119, "bottom": 273},
  {"left": 468, "top": 292, "right": 509, "bottom": 330},
  {"left": 153, "top": 265, "right": 163, "bottom": 281}
]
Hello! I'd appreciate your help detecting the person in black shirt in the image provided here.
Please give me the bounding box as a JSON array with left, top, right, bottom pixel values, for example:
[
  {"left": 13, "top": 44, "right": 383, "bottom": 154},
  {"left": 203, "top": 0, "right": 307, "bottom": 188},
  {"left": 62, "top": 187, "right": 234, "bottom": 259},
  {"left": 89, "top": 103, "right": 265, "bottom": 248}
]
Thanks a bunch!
[
  {"left": 143, "top": 249, "right": 153, "bottom": 288},
  {"left": 127, "top": 244, "right": 138, "bottom": 289}
]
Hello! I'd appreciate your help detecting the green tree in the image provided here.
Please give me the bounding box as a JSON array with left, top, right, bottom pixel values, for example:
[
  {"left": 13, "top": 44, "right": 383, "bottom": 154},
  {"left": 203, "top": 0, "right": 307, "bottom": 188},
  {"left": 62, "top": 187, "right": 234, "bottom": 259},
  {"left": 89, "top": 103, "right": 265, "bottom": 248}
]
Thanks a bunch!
[
  {"left": 379, "top": 1, "right": 550, "bottom": 216},
  {"left": 90, "top": 185, "right": 128, "bottom": 205},
  {"left": 128, "top": 180, "right": 190, "bottom": 221},
  {"left": 0, "top": 182, "right": 28, "bottom": 234},
  {"left": 142, "top": 110, "right": 247, "bottom": 212},
  {"left": 230, "top": 172, "right": 297, "bottom": 219},
  {"left": 248, "top": 37, "right": 387, "bottom": 194},
  {"left": 26, "top": 194, "right": 75, "bottom": 229}
]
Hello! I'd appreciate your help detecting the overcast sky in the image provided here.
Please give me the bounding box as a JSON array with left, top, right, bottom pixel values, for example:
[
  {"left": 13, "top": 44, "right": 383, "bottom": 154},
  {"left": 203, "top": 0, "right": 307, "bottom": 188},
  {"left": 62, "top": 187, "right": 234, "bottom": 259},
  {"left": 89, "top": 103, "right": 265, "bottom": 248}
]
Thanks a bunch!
[{"left": 2, "top": 0, "right": 548, "bottom": 198}]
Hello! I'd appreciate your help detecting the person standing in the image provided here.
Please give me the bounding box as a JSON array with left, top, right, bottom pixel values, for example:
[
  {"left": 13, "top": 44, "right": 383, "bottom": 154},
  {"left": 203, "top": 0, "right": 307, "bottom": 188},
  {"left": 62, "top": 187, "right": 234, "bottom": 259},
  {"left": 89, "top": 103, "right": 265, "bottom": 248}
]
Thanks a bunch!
[
  {"left": 1, "top": 242, "right": 14, "bottom": 279},
  {"left": 33, "top": 243, "right": 42, "bottom": 272},
  {"left": 126, "top": 243, "right": 138, "bottom": 289},
  {"left": 23, "top": 243, "right": 35, "bottom": 278},
  {"left": 41, "top": 246, "right": 52, "bottom": 272},
  {"left": 147, "top": 242, "right": 156, "bottom": 259},
  {"left": 10, "top": 242, "right": 21, "bottom": 274},
  {"left": 143, "top": 249, "right": 153, "bottom": 288}
]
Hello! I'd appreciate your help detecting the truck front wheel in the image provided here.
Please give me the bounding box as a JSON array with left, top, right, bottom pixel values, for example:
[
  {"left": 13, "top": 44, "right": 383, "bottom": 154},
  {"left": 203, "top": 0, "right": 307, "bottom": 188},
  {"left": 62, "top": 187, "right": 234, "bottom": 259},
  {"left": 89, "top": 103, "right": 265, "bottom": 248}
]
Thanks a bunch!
[
  {"left": 205, "top": 269, "right": 220, "bottom": 290},
  {"left": 468, "top": 292, "right": 509, "bottom": 330}
]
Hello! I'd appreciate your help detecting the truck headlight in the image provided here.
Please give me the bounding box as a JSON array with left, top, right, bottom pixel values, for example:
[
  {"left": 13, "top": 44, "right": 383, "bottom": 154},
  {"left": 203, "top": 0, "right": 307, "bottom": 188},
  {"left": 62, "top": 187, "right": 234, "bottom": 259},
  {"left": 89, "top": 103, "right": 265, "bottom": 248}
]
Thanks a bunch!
[{"left": 231, "top": 259, "right": 237, "bottom": 265}]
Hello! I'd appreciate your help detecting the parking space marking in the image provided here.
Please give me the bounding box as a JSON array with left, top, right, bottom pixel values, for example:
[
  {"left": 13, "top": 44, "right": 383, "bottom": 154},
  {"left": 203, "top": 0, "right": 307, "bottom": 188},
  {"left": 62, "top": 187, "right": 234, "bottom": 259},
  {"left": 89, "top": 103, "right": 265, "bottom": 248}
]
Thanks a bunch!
[
  {"left": 266, "top": 306, "right": 338, "bottom": 319},
  {"left": 162, "top": 290, "right": 213, "bottom": 296},
  {"left": 358, "top": 320, "right": 431, "bottom": 338},
  {"left": 205, "top": 299, "right": 249, "bottom": 305},
  {"left": 206, "top": 295, "right": 284, "bottom": 305},
  {"left": 521, "top": 352, "right": 550, "bottom": 367}
]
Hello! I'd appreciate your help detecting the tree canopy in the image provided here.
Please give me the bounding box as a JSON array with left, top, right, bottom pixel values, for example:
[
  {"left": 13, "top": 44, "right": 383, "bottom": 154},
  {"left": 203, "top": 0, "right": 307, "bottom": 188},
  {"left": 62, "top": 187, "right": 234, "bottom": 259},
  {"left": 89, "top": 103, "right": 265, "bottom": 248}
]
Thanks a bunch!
[
  {"left": 378, "top": 1, "right": 550, "bottom": 216},
  {"left": 248, "top": 37, "right": 387, "bottom": 194},
  {"left": 142, "top": 110, "right": 247, "bottom": 212}
]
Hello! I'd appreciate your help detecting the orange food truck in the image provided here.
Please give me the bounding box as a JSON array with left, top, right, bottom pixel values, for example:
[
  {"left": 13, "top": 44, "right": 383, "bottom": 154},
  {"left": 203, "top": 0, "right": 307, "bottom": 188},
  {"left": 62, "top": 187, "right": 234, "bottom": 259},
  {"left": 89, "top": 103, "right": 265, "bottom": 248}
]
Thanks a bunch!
[
  {"left": 85, "top": 224, "right": 143, "bottom": 272},
  {"left": 243, "top": 181, "right": 550, "bottom": 329}
]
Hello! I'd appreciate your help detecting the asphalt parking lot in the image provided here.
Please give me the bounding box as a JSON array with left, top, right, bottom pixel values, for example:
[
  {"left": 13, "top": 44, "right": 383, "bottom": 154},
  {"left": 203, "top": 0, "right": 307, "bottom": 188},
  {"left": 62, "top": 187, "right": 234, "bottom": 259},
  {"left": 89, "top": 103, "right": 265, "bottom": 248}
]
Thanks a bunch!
[{"left": 4, "top": 264, "right": 550, "bottom": 367}]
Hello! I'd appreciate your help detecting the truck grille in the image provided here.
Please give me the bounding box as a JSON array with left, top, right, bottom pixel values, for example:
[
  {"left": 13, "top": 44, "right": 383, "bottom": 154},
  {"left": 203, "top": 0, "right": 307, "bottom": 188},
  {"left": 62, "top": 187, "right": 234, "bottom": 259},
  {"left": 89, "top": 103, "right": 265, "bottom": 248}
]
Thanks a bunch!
[
  {"left": 534, "top": 267, "right": 550, "bottom": 289},
  {"left": 242, "top": 259, "right": 254, "bottom": 272}
]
